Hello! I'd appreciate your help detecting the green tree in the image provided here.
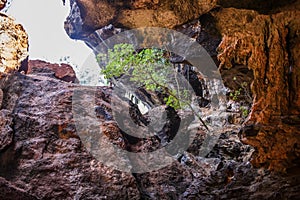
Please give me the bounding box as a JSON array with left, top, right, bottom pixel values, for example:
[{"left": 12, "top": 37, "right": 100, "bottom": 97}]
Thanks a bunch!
[{"left": 97, "top": 43, "right": 209, "bottom": 130}]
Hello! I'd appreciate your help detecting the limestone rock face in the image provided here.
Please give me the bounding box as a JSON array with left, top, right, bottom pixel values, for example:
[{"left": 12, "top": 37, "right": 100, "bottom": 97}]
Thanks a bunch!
[
  {"left": 28, "top": 60, "right": 79, "bottom": 83},
  {"left": 0, "top": 0, "right": 6, "bottom": 10},
  {"left": 0, "top": 71, "right": 140, "bottom": 199},
  {"left": 0, "top": 13, "right": 28, "bottom": 74},
  {"left": 64, "top": 0, "right": 217, "bottom": 38},
  {"left": 64, "top": 0, "right": 300, "bottom": 172},
  {"left": 215, "top": 8, "right": 300, "bottom": 171},
  {"left": 1, "top": 62, "right": 299, "bottom": 199}
]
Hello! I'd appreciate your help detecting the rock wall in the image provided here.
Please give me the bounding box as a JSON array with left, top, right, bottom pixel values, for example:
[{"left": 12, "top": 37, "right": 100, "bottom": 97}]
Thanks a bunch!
[
  {"left": 0, "top": 72, "right": 140, "bottom": 199},
  {"left": 0, "top": 0, "right": 299, "bottom": 199},
  {"left": 0, "top": 13, "right": 28, "bottom": 74},
  {"left": 64, "top": 0, "right": 217, "bottom": 38},
  {"left": 28, "top": 60, "right": 79, "bottom": 83},
  {"left": 64, "top": 0, "right": 300, "bottom": 172},
  {"left": 215, "top": 8, "right": 300, "bottom": 171},
  {"left": 0, "top": 59, "right": 299, "bottom": 199}
]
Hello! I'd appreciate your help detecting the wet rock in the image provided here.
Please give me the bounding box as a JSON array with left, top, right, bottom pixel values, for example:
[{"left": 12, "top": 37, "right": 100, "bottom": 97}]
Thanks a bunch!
[
  {"left": 0, "top": 13, "right": 28, "bottom": 74},
  {"left": 28, "top": 60, "right": 78, "bottom": 83}
]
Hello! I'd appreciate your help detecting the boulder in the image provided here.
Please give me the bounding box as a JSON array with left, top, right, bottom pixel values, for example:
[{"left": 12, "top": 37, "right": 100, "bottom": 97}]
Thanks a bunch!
[
  {"left": 64, "top": 0, "right": 217, "bottom": 39},
  {"left": 28, "top": 60, "right": 79, "bottom": 83}
]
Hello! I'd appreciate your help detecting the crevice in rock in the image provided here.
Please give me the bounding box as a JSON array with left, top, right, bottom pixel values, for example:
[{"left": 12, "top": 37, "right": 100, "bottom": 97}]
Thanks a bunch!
[
  {"left": 262, "top": 20, "right": 271, "bottom": 91},
  {"left": 217, "top": 0, "right": 297, "bottom": 14},
  {"left": 285, "top": 25, "right": 295, "bottom": 113}
]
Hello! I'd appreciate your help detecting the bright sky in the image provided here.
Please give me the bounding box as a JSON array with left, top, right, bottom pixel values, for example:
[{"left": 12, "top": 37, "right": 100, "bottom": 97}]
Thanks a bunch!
[{"left": 7, "top": 0, "right": 98, "bottom": 70}]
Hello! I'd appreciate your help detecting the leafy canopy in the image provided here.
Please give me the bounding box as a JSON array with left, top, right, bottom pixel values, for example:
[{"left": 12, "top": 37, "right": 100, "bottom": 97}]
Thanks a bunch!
[
  {"left": 97, "top": 43, "right": 192, "bottom": 110},
  {"left": 97, "top": 43, "right": 209, "bottom": 130}
]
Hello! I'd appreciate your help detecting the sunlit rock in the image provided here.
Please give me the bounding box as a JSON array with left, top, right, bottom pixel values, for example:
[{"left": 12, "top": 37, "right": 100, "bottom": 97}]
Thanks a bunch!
[
  {"left": 28, "top": 60, "right": 79, "bottom": 83},
  {"left": 64, "top": 0, "right": 217, "bottom": 38},
  {"left": 0, "top": 13, "right": 28, "bottom": 74},
  {"left": 0, "top": 0, "right": 6, "bottom": 10}
]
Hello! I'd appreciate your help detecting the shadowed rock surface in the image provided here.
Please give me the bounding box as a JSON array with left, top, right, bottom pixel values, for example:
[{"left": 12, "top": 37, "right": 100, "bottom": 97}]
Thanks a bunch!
[
  {"left": 64, "top": 0, "right": 300, "bottom": 172},
  {"left": 28, "top": 60, "right": 79, "bottom": 83},
  {"left": 0, "top": 72, "right": 140, "bottom": 199},
  {"left": 0, "top": 64, "right": 299, "bottom": 199},
  {"left": 64, "top": 0, "right": 217, "bottom": 39},
  {"left": 0, "top": 0, "right": 299, "bottom": 199}
]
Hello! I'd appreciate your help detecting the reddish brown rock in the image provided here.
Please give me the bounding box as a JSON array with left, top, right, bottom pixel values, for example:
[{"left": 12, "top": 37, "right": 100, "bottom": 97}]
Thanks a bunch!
[
  {"left": 0, "top": 71, "right": 140, "bottom": 199},
  {"left": 28, "top": 60, "right": 78, "bottom": 83},
  {"left": 64, "top": 0, "right": 300, "bottom": 172},
  {"left": 0, "top": 13, "right": 28, "bottom": 74},
  {"left": 0, "top": 0, "right": 6, "bottom": 10},
  {"left": 215, "top": 8, "right": 300, "bottom": 171},
  {"left": 64, "top": 0, "right": 217, "bottom": 38},
  {"left": 0, "top": 177, "right": 37, "bottom": 200}
]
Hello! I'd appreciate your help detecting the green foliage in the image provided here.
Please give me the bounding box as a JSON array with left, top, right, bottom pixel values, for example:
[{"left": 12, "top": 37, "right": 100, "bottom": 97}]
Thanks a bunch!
[
  {"left": 229, "top": 77, "right": 252, "bottom": 103},
  {"left": 229, "top": 88, "right": 242, "bottom": 101},
  {"left": 97, "top": 43, "right": 187, "bottom": 110},
  {"left": 240, "top": 106, "right": 249, "bottom": 118},
  {"left": 97, "top": 43, "right": 209, "bottom": 130}
]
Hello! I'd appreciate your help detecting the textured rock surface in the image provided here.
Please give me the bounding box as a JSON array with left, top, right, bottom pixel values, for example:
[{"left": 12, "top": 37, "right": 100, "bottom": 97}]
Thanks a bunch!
[
  {"left": 214, "top": 7, "right": 300, "bottom": 171},
  {"left": 0, "top": 72, "right": 140, "bottom": 199},
  {"left": 0, "top": 177, "right": 37, "bottom": 200},
  {"left": 0, "top": 13, "right": 28, "bottom": 73},
  {"left": 0, "top": 0, "right": 298, "bottom": 199},
  {"left": 28, "top": 60, "right": 79, "bottom": 83},
  {"left": 64, "top": 0, "right": 300, "bottom": 172},
  {"left": 0, "top": 0, "right": 6, "bottom": 10},
  {"left": 0, "top": 67, "right": 299, "bottom": 199},
  {"left": 64, "top": 0, "right": 217, "bottom": 38}
]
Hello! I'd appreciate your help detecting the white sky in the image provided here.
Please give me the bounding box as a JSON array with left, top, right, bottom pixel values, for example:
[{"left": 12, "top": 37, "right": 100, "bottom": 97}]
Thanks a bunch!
[{"left": 7, "top": 0, "right": 98, "bottom": 69}]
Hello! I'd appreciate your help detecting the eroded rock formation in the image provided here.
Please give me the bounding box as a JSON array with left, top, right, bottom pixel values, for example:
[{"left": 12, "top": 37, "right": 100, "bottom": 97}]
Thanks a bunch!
[
  {"left": 1, "top": 59, "right": 299, "bottom": 199},
  {"left": 215, "top": 8, "right": 300, "bottom": 171},
  {"left": 0, "top": 0, "right": 299, "bottom": 199},
  {"left": 28, "top": 60, "right": 79, "bottom": 83},
  {"left": 0, "top": 71, "right": 140, "bottom": 199},
  {"left": 0, "top": 13, "right": 28, "bottom": 74},
  {"left": 64, "top": 0, "right": 217, "bottom": 39},
  {"left": 64, "top": 0, "right": 300, "bottom": 172}
]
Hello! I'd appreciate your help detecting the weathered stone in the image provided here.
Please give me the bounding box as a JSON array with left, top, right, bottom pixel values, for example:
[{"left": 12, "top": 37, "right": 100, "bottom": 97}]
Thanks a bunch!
[
  {"left": 28, "top": 60, "right": 79, "bottom": 83},
  {"left": 0, "top": 55, "right": 299, "bottom": 199},
  {"left": 214, "top": 7, "right": 300, "bottom": 171},
  {"left": 0, "top": 109, "right": 13, "bottom": 152},
  {"left": 217, "top": 0, "right": 298, "bottom": 14},
  {"left": 64, "top": 0, "right": 217, "bottom": 38},
  {"left": 0, "top": 177, "right": 37, "bottom": 200},
  {"left": 64, "top": 0, "right": 300, "bottom": 172},
  {"left": 0, "top": 13, "right": 28, "bottom": 74},
  {"left": 0, "top": 0, "right": 6, "bottom": 10},
  {"left": 0, "top": 71, "right": 140, "bottom": 199},
  {"left": 0, "top": 88, "right": 2, "bottom": 108}
]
